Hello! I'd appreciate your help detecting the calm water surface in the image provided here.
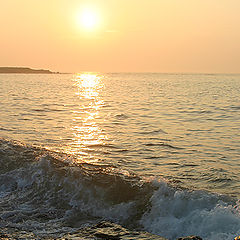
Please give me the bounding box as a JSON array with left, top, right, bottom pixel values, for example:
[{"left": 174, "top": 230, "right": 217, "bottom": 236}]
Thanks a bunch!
[{"left": 0, "top": 73, "right": 240, "bottom": 195}]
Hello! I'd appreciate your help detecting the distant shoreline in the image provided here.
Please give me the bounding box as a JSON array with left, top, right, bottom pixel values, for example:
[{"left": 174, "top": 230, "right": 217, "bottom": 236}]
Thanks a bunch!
[{"left": 0, "top": 67, "right": 61, "bottom": 74}]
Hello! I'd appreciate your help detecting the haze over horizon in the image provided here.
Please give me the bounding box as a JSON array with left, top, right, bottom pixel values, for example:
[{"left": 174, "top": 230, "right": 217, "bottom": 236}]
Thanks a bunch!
[{"left": 1, "top": 0, "right": 240, "bottom": 73}]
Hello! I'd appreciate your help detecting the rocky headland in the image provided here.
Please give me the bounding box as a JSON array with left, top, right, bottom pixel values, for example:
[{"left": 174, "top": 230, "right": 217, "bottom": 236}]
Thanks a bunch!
[{"left": 0, "top": 67, "right": 60, "bottom": 74}]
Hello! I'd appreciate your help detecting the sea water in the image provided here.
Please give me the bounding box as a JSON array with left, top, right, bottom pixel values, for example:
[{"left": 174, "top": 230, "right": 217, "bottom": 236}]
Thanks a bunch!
[{"left": 0, "top": 73, "right": 239, "bottom": 239}]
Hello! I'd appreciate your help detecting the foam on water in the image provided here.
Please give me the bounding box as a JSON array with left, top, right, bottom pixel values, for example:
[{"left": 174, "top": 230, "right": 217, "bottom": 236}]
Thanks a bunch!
[
  {"left": 1, "top": 138, "right": 240, "bottom": 239},
  {"left": 141, "top": 180, "right": 240, "bottom": 239}
]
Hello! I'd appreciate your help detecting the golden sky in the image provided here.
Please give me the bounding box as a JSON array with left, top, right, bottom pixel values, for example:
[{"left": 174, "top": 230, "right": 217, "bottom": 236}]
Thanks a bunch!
[{"left": 0, "top": 0, "right": 240, "bottom": 73}]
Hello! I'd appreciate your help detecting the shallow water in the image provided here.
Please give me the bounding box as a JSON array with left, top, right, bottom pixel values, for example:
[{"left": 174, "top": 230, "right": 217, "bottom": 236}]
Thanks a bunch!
[{"left": 0, "top": 73, "right": 240, "bottom": 239}]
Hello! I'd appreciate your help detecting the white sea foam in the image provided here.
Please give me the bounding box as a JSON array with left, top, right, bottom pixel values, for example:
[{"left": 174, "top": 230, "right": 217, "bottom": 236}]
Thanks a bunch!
[{"left": 141, "top": 180, "right": 240, "bottom": 239}]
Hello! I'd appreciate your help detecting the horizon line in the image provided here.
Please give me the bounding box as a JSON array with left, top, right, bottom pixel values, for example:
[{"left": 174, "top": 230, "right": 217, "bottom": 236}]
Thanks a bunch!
[{"left": 1, "top": 66, "right": 240, "bottom": 75}]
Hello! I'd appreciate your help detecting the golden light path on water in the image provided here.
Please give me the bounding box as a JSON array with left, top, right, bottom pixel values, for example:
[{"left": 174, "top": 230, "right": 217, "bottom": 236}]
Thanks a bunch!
[{"left": 67, "top": 73, "right": 107, "bottom": 163}]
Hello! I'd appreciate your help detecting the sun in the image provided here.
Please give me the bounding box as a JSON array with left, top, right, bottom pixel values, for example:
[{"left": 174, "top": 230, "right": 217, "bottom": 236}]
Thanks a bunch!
[{"left": 76, "top": 8, "right": 100, "bottom": 32}]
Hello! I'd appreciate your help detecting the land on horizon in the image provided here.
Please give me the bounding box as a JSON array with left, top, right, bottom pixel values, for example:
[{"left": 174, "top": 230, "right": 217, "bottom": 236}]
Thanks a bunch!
[{"left": 0, "top": 67, "right": 61, "bottom": 74}]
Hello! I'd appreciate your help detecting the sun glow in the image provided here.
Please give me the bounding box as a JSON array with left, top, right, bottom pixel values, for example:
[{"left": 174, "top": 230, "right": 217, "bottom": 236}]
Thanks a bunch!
[
  {"left": 74, "top": 73, "right": 103, "bottom": 99},
  {"left": 68, "top": 73, "right": 106, "bottom": 163},
  {"left": 76, "top": 8, "right": 100, "bottom": 31}
]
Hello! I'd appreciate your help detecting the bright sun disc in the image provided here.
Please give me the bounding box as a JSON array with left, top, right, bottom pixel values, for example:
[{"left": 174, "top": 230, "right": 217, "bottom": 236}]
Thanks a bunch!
[{"left": 77, "top": 8, "right": 100, "bottom": 31}]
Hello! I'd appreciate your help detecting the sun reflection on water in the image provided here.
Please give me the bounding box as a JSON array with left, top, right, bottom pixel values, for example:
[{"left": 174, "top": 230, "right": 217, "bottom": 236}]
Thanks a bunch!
[
  {"left": 74, "top": 73, "right": 103, "bottom": 99},
  {"left": 68, "top": 73, "right": 106, "bottom": 163}
]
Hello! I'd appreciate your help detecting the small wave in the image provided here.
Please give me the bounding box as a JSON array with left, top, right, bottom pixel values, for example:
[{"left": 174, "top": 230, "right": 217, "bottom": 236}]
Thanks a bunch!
[
  {"left": 145, "top": 142, "right": 183, "bottom": 150},
  {"left": 182, "top": 164, "right": 199, "bottom": 167},
  {"left": 84, "top": 149, "right": 111, "bottom": 155},
  {"left": 31, "top": 107, "right": 65, "bottom": 113},
  {"left": 179, "top": 110, "right": 213, "bottom": 114},
  {"left": 144, "top": 156, "right": 167, "bottom": 160},
  {"left": 114, "top": 113, "right": 129, "bottom": 120},
  {"left": 187, "top": 128, "right": 212, "bottom": 132},
  {"left": 0, "top": 127, "right": 14, "bottom": 132},
  {"left": 85, "top": 143, "right": 119, "bottom": 149},
  {"left": 231, "top": 106, "right": 240, "bottom": 110},
  {"left": 208, "top": 177, "right": 233, "bottom": 183},
  {"left": 140, "top": 129, "right": 167, "bottom": 135},
  {"left": 114, "top": 149, "right": 129, "bottom": 153}
]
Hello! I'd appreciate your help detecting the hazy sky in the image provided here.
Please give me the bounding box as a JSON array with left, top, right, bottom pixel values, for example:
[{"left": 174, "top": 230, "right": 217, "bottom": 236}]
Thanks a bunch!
[{"left": 1, "top": 0, "right": 240, "bottom": 73}]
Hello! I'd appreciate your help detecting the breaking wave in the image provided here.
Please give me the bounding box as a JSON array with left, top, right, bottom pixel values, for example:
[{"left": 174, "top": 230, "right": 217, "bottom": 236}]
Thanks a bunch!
[{"left": 1, "top": 138, "right": 240, "bottom": 239}]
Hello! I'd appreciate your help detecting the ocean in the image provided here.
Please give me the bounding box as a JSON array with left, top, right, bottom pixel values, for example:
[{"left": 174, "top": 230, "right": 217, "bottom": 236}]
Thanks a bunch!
[{"left": 0, "top": 73, "right": 240, "bottom": 239}]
